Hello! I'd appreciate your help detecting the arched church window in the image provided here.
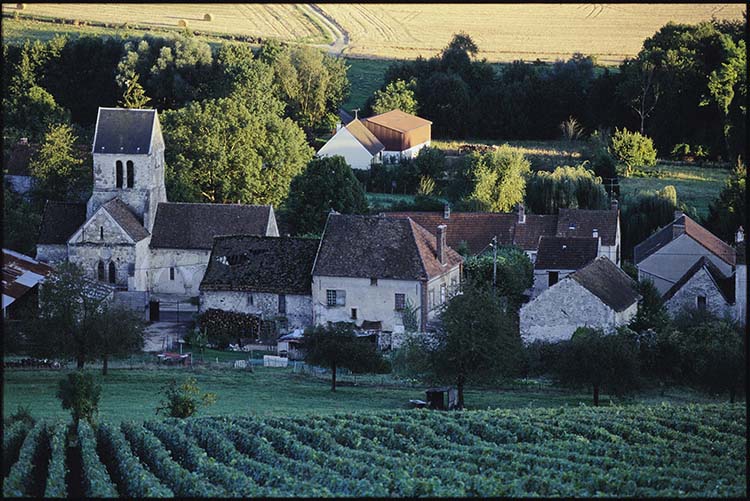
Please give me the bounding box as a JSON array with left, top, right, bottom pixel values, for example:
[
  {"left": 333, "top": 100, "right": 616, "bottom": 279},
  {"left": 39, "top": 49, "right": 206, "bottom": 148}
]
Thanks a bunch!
[
  {"left": 116, "top": 161, "right": 123, "bottom": 188},
  {"left": 100, "top": 226, "right": 104, "bottom": 240},
  {"left": 126, "top": 161, "right": 134, "bottom": 188},
  {"left": 97, "top": 261, "right": 105, "bottom": 281},
  {"left": 108, "top": 261, "right": 116, "bottom": 284}
]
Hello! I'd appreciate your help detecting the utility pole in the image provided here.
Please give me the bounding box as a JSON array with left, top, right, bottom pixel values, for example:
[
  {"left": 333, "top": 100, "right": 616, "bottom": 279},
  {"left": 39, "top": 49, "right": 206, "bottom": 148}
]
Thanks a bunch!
[{"left": 492, "top": 235, "right": 498, "bottom": 291}]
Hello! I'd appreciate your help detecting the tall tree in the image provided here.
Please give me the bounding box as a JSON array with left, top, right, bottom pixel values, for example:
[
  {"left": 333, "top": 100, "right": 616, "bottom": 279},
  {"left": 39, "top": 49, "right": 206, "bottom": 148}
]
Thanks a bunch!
[
  {"left": 525, "top": 164, "right": 608, "bottom": 214},
  {"left": 119, "top": 72, "right": 151, "bottom": 109},
  {"left": 468, "top": 146, "right": 530, "bottom": 212},
  {"left": 94, "top": 305, "right": 145, "bottom": 375},
  {"left": 704, "top": 157, "right": 746, "bottom": 243},
  {"left": 462, "top": 247, "right": 533, "bottom": 308},
  {"left": 371, "top": 78, "right": 418, "bottom": 115},
  {"left": 2, "top": 186, "right": 42, "bottom": 256},
  {"left": 28, "top": 123, "right": 89, "bottom": 207}
]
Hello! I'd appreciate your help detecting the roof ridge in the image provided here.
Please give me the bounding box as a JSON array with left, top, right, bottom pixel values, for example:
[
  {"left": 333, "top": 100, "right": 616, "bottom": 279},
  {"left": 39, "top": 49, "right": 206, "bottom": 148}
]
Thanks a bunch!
[{"left": 406, "top": 218, "right": 430, "bottom": 280}]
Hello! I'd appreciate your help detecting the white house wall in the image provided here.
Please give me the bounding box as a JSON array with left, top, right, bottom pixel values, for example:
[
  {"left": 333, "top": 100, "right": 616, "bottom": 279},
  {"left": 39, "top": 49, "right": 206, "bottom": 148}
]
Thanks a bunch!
[
  {"left": 382, "top": 140, "right": 430, "bottom": 162},
  {"left": 736, "top": 264, "right": 747, "bottom": 325},
  {"left": 425, "top": 266, "right": 462, "bottom": 319},
  {"left": 312, "top": 275, "right": 421, "bottom": 332},
  {"left": 637, "top": 234, "right": 734, "bottom": 295},
  {"left": 148, "top": 248, "right": 210, "bottom": 296},
  {"left": 200, "top": 290, "right": 312, "bottom": 331},
  {"left": 665, "top": 267, "right": 734, "bottom": 319},
  {"left": 317, "top": 128, "right": 376, "bottom": 170}
]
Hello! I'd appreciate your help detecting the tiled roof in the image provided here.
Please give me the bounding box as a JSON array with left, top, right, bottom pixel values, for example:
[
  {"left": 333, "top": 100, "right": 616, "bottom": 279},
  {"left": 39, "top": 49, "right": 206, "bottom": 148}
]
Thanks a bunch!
[
  {"left": 150, "top": 203, "right": 273, "bottom": 250},
  {"left": 38, "top": 201, "right": 87, "bottom": 245},
  {"left": 570, "top": 257, "right": 640, "bottom": 312},
  {"left": 663, "top": 256, "right": 735, "bottom": 304},
  {"left": 102, "top": 199, "right": 149, "bottom": 242},
  {"left": 93, "top": 108, "right": 156, "bottom": 154},
  {"left": 513, "top": 215, "right": 560, "bottom": 250},
  {"left": 346, "top": 119, "right": 385, "bottom": 156},
  {"left": 364, "top": 109, "right": 432, "bottom": 133},
  {"left": 2, "top": 248, "right": 53, "bottom": 308},
  {"left": 313, "top": 214, "right": 461, "bottom": 281},
  {"left": 556, "top": 208, "right": 618, "bottom": 246},
  {"left": 534, "top": 236, "right": 599, "bottom": 270},
  {"left": 634, "top": 215, "right": 735, "bottom": 266},
  {"left": 201, "top": 235, "right": 319, "bottom": 295}
]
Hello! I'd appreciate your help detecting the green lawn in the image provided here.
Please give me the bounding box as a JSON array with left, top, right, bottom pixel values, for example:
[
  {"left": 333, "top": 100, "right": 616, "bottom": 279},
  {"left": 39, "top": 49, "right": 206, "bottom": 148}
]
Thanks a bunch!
[
  {"left": 3, "top": 367, "right": 733, "bottom": 423},
  {"left": 342, "top": 57, "right": 393, "bottom": 114}
]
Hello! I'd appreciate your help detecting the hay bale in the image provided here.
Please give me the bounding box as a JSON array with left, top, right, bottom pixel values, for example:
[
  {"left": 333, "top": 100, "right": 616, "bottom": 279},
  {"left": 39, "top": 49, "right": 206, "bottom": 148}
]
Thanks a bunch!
[
  {"left": 177, "top": 19, "right": 188, "bottom": 28},
  {"left": 203, "top": 13, "right": 213, "bottom": 22},
  {"left": 16, "top": 3, "right": 26, "bottom": 10}
]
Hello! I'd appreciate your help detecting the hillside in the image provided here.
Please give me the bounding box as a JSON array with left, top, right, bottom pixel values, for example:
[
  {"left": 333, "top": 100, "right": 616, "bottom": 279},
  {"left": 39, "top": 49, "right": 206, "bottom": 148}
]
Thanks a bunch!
[{"left": 3, "top": 403, "right": 746, "bottom": 497}]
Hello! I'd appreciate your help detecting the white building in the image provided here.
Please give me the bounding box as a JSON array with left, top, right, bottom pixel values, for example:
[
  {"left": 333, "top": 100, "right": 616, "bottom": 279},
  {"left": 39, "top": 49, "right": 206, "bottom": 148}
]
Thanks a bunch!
[{"left": 316, "top": 119, "right": 384, "bottom": 170}]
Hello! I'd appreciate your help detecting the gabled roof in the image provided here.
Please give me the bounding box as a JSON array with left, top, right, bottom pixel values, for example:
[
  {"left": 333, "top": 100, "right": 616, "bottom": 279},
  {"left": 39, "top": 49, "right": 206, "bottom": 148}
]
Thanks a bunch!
[
  {"left": 569, "top": 257, "right": 640, "bottom": 312},
  {"left": 92, "top": 108, "right": 157, "bottom": 155},
  {"left": 556, "top": 208, "right": 618, "bottom": 246},
  {"left": 345, "top": 119, "right": 385, "bottom": 156},
  {"left": 38, "top": 201, "right": 87, "bottom": 245},
  {"left": 634, "top": 214, "right": 735, "bottom": 266},
  {"left": 2, "top": 248, "right": 53, "bottom": 308},
  {"left": 534, "top": 236, "right": 599, "bottom": 270},
  {"left": 663, "top": 256, "right": 735, "bottom": 304},
  {"left": 201, "top": 235, "right": 319, "bottom": 295},
  {"left": 150, "top": 203, "right": 274, "bottom": 250},
  {"left": 338, "top": 108, "right": 354, "bottom": 126},
  {"left": 102, "top": 199, "right": 149, "bottom": 242},
  {"left": 313, "top": 214, "right": 462, "bottom": 281},
  {"left": 364, "top": 109, "right": 432, "bottom": 133}
]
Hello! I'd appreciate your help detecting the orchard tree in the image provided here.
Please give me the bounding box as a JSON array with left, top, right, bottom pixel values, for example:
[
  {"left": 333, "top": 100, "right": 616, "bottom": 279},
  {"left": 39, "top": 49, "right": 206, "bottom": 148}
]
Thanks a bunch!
[
  {"left": 94, "top": 305, "right": 145, "bottom": 375},
  {"left": 431, "top": 282, "right": 523, "bottom": 408},
  {"left": 57, "top": 372, "right": 101, "bottom": 425},
  {"left": 285, "top": 156, "right": 368, "bottom": 235},
  {"left": 372, "top": 78, "right": 418, "bottom": 115},
  {"left": 302, "top": 322, "right": 386, "bottom": 392},
  {"left": 610, "top": 127, "right": 657, "bottom": 177},
  {"left": 469, "top": 146, "right": 530, "bottom": 212}
]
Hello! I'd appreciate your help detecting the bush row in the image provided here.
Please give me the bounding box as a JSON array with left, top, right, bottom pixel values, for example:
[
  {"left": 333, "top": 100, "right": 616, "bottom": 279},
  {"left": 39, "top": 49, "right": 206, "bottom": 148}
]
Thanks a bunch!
[
  {"left": 78, "top": 421, "right": 118, "bottom": 497},
  {"left": 3, "top": 422, "right": 47, "bottom": 497}
]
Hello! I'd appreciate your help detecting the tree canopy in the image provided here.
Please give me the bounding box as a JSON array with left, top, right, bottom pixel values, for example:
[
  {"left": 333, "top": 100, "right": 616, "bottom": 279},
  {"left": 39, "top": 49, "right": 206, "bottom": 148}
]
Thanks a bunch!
[
  {"left": 462, "top": 247, "right": 533, "bottom": 308},
  {"left": 371, "top": 78, "right": 418, "bottom": 116},
  {"left": 525, "top": 164, "right": 609, "bottom": 214},
  {"left": 468, "top": 146, "right": 530, "bottom": 212}
]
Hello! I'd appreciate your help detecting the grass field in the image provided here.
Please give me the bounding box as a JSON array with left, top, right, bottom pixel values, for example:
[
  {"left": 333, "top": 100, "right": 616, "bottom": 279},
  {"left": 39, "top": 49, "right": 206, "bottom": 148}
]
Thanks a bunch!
[{"left": 342, "top": 57, "right": 392, "bottom": 113}]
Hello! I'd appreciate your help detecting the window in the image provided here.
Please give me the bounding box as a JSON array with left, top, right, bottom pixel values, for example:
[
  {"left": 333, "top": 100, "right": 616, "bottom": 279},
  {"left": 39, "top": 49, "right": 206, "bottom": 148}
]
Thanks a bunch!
[
  {"left": 326, "top": 289, "right": 345, "bottom": 307},
  {"left": 248, "top": 294, "right": 254, "bottom": 306},
  {"left": 115, "top": 161, "right": 123, "bottom": 188},
  {"left": 327, "top": 289, "right": 337, "bottom": 307},
  {"left": 99, "top": 226, "right": 104, "bottom": 240},
  {"left": 169, "top": 267, "right": 175, "bottom": 280},
  {"left": 429, "top": 289, "right": 435, "bottom": 309},
  {"left": 97, "top": 261, "right": 105, "bottom": 281},
  {"left": 450, "top": 277, "right": 458, "bottom": 295},
  {"left": 278, "top": 294, "right": 286, "bottom": 314},
  {"left": 108, "top": 262, "right": 116, "bottom": 284},
  {"left": 548, "top": 271, "right": 559, "bottom": 287},
  {"left": 395, "top": 293, "right": 405, "bottom": 311},
  {"left": 440, "top": 283, "right": 446, "bottom": 304},
  {"left": 697, "top": 296, "right": 707, "bottom": 310},
  {"left": 126, "top": 160, "right": 134, "bottom": 188},
  {"left": 370, "top": 277, "right": 378, "bottom": 286},
  {"left": 351, "top": 308, "right": 357, "bottom": 320}
]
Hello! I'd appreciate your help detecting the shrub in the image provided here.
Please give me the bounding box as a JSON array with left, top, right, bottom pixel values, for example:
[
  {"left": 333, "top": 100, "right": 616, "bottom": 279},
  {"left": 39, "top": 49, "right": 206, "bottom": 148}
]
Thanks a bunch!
[
  {"left": 204, "top": 13, "right": 214, "bottom": 21},
  {"left": 559, "top": 116, "right": 584, "bottom": 141},
  {"left": 610, "top": 127, "right": 657, "bottom": 177},
  {"left": 178, "top": 19, "right": 188, "bottom": 28},
  {"left": 671, "top": 143, "right": 691, "bottom": 161},
  {"left": 417, "top": 175, "right": 436, "bottom": 196},
  {"left": 57, "top": 372, "right": 101, "bottom": 425},
  {"left": 197, "top": 308, "right": 260, "bottom": 349},
  {"left": 156, "top": 377, "right": 216, "bottom": 418}
]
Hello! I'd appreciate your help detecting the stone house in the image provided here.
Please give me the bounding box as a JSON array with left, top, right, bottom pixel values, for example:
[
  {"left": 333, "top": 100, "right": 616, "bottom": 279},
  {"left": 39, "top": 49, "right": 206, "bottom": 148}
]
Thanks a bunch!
[
  {"left": 662, "top": 256, "right": 736, "bottom": 319},
  {"left": 531, "top": 236, "right": 599, "bottom": 298},
  {"left": 316, "top": 118, "right": 385, "bottom": 170},
  {"left": 312, "top": 213, "right": 463, "bottom": 333},
  {"left": 199, "top": 235, "right": 319, "bottom": 332},
  {"left": 520, "top": 257, "right": 640, "bottom": 344},
  {"left": 390, "top": 201, "right": 621, "bottom": 265},
  {"left": 634, "top": 211, "right": 735, "bottom": 295}
]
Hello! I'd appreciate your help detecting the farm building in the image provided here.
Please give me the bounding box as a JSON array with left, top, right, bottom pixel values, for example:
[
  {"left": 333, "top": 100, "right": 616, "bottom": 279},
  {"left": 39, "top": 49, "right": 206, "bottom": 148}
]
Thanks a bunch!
[
  {"left": 662, "top": 256, "right": 735, "bottom": 319},
  {"left": 312, "top": 213, "right": 462, "bottom": 334},
  {"left": 519, "top": 256, "right": 640, "bottom": 343},
  {"left": 531, "top": 236, "right": 599, "bottom": 298},
  {"left": 362, "top": 109, "right": 432, "bottom": 162},
  {"left": 199, "top": 235, "right": 319, "bottom": 332},
  {"left": 316, "top": 118, "right": 385, "bottom": 170}
]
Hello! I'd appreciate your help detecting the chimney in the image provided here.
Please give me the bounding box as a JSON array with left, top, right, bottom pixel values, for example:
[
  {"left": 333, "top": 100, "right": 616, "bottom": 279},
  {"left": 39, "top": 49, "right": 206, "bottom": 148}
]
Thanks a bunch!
[
  {"left": 437, "top": 225, "right": 447, "bottom": 265},
  {"left": 443, "top": 203, "right": 450, "bottom": 220},
  {"left": 736, "top": 226, "right": 744, "bottom": 244},
  {"left": 517, "top": 203, "right": 526, "bottom": 224},
  {"left": 592, "top": 228, "right": 598, "bottom": 239},
  {"left": 610, "top": 199, "right": 618, "bottom": 211}
]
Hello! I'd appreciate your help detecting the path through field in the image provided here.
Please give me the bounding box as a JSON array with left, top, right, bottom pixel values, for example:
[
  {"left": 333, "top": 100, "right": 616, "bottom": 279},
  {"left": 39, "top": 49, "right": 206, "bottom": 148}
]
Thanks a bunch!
[{"left": 306, "top": 3, "right": 349, "bottom": 56}]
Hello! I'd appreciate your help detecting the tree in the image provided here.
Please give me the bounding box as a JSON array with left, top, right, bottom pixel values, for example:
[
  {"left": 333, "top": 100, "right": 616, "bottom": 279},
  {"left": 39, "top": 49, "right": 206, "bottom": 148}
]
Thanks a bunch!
[
  {"left": 468, "top": 146, "right": 530, "bottom": 212},
  {"left": 704, "top": 157, "right": 746, "bottom": 243},
  {"left": 553, "top": 327, "right": 640, "bottom": 406},
  {"left": 620, "top": 185, "right": 678, "bottom": 260},
  {"left": 444, "top": 32, "right": 479, "bottom": 58},
  {"left": 28, "top": 122, "right": 89, "bottom": 207},
  {"left": 2, "top": 186, "right": 42, "bottom": 256},
  {"left": 156, "top": 377, "right": 216, "bottom": 418},
  {"left": 162, "top": 96, "right": 313, "bottom": 206},
  {"left": 33, "top": 262, "right": 107, "bottom": 369},
  {"left": 462, "top": 247, "right": 533, "bottom": 308},
  {"left": 610, "top": 127, "right": 657, "bottom": 177},
  {"left": 525, "top": 164, "right": 608, "bottom": 214},
  {"left": 414, "top": 146, "right": 447, "bottom": 183},
  {"left": 301, "top": 322, "right": 385, "bottom": 392},
  {"left": 285, "top": 156, "right": 368, "bottom": 235},
  {"left": 119, "top": 72, "right": 151, "bottom": 109},
  {"left": 617, "top": 56, "right": 661, "bottom": 134},
  {"left": 431, "top": 282, "right": 523, "bottom": 408},
  {"left": 57, "top": 372, "right": 101, "bottom": 425},
  {"left": 628, "top": 279, "right": 669, "bottom": 334},
  {"left": 372, "top": 78, "right": 418, "bottom": 115},
  {"left": 94, "top": 305, "right": 145, "bottom": 375}
]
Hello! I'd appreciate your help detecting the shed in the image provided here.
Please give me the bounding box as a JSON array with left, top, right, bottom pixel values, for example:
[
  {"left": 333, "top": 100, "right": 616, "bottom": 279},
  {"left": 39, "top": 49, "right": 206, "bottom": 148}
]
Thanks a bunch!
[{"left": 425, "top": 387, "right": 458, "bottom": 410}]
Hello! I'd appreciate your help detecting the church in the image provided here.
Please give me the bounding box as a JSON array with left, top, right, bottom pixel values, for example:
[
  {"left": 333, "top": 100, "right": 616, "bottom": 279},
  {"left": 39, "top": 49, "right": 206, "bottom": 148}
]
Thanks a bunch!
[{"left": 35, "top": 107, "right": 279, "bottom": 306}]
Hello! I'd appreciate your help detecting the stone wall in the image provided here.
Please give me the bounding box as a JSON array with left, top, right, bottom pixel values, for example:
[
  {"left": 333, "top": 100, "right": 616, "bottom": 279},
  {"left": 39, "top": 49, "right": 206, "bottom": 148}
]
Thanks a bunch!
[
  {"left": 68, "top": 242, "right": 135, "bottom": 287},
  {"left": 36, "top": 244, "right": 68, "bottom": 265},
  {"left": 531, "top": 269, "right": 574, "bottom": 299},
  {"left": 148, "top": 248, "right": 210, "bottom": 296},
  {"left": 665, "top": 266, "right": 734, "bottom": 319},
  {"left": 200, "top": 290, "right": 312, "bottom": 331}
]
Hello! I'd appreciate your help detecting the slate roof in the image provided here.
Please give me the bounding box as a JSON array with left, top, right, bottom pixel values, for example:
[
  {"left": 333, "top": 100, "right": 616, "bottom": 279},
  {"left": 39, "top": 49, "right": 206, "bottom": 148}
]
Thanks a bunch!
[
  {"left": 102, "top": 199, "right": 149, "bottom": 242},
  {"left": 201, "top": 235, "right": 319, "bottom": 295},
  {"left": 634, "top": 214, "right": 735, "bottom": 266},
  {"left": 92, "top": 108, "right": 156, "bottom": 155},
  {"left": 313, "top": 214, "right": 462, "bottom": 281},
  {"left": 364, "top": 109, "right": 432, "bottom": 132},
  {"left": 38, "top": 201, "right": 87, "bottom": 245},
  {"left": 534, "top": 236, "right": 599, "bottom": 270},
  {"left": 569, "top": 257, "right": 640, "bottom": 312},
  {"left": 346, "top": 119, "right": 385, "bottom": 156},
  {"left": 663, "top": 256, "right": 736, "bottom": 304},
  {"left": 150, "top": 203, "right": 274, "bottom": 250},
  {"left": 556, "top": 208, "right": 618, "bottom": 246},
  {"left": 2, "top": 248, "right": 53, "bottom": 308}
]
